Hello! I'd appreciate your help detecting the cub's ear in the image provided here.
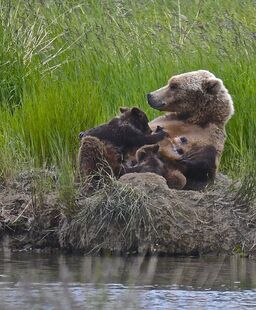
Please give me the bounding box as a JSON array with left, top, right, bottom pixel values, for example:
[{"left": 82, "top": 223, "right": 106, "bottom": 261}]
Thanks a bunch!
[
  {"left": 155, "top": 125, "right": 163, "bottom": 132},
  {"left": 120, "top": 107, "right": 129, "bottom": 113},
  {"left": 136, "top": 144, "right": 159, "bottom": 162},
  {"left": 150, "top": 144, "right": 160, "bottom": 153},
  {"left": 131, "top": 107, "right": 142, "bottom": 115},
  {"left": 136, "top": 149, "right": 146, "bottom": 162},
  {"left": 203, "top": 78, "right": 222, "bottom": 95}
]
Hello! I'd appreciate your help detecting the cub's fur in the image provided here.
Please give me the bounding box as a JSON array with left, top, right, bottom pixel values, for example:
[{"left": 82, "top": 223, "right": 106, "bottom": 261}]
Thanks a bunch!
[
  {"left": 78, "top": 136, "right": 121, "bottom": 181},
  {"left": 78, "top": 107, "right": 167, "bottom": 179},
  {"left": 79, "top": 107, "right": 166, "bottom": 158},
  {"left": 121, "top": 136, "right": 217, "bottom": 190}
]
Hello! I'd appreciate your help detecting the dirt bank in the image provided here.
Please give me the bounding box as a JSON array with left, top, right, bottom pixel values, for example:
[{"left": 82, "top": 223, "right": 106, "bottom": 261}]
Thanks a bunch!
[{"left": 0, "top": 170, "right": 255, "bottom": 256}]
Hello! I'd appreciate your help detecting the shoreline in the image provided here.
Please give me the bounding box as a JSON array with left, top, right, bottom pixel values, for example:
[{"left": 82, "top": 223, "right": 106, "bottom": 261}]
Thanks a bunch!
[{"left": 0, "top": 170, "right": 255, "bottom": 257}]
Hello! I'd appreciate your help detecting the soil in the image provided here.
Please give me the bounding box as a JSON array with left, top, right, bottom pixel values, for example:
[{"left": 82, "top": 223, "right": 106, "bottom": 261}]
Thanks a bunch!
[{"left": 0, "top": 170, "right": 255, "bottom": 257}]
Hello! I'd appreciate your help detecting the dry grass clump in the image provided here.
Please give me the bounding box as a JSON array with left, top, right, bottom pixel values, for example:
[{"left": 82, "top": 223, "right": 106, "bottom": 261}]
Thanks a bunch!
[
  {"left": 0, "top": 169, "right": 60, "bottom": 250},
  {"left": 58, "top": 172, "right": 244, "bottom": 256},
  {"left": 58, "top": 170, "right": 256, "bottom": 256},
  {"left": 1, "top": 167, "right": 256, "bottom": 256},
  {"left": 59, "top": 173, "right": 156, "bottom": 254}
]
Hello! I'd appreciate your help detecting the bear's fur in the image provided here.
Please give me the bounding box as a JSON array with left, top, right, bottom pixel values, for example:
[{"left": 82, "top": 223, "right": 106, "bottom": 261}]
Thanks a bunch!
[
  {"left": 147, "top": 70, "right": 234, "bottom": 164},
  {"left": 78, "top": 136, "right": 122, "bottom": 182},
  {"left": 121, "top": 136, "right": 217, "bottom": 190},
  {"left": 121, "top": 143, "right": 186, "bottom": 189},
  {"left": 78, "top": 107, "right": 167, "bottom": 179},
  {"left": 79, "top": 107, "right": 167, "bottom": 159},
  {"left": 78, "top": 70, "right": 233, "bottom": 189}
]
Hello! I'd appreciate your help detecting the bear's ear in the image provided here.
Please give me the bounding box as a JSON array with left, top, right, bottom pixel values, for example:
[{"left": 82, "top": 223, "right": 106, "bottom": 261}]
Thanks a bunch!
[
  {"left": 120, "top": 107, "right": 129, "bottom": 113},
  {"left": 131, "top": 107, "right": 142, "bottom": 115},
  {"left": 150, "top": 144, "right": 160, "bottom": 153},
  {"left": 203, "top": 78, "right": 222, "bottom": 95},
  {"left": 136, "top": 149, "right": 146, "bottom": 162},
  {"left": 136, "top": 144, "right": 159, "bottom": 161}
]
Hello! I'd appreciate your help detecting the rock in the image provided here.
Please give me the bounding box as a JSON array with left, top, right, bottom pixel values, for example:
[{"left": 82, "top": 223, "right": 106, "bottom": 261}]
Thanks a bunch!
[{"left": 119, "top": 172, "right": 170, "bottom": 195}]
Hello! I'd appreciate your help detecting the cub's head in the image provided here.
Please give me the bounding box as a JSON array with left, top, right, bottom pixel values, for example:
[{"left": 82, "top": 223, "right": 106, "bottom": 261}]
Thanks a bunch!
[
  {"left": 147, "top": 70, "right": 234, "bottom": 126},
  {"left": 159, "top": 135, "right": 214, "bottom": 161},
  {"left": 159, "top": 136, "right": 217, "bottom": 180},
  {"left": 119, "top": 107, "right": 152, "bottom": 134},
  {"left": 136, "top": 144, "right": 160, "bottom": 163},
  {"left": 135, "top": 144, "right": 164, "bottom": 174},
  {"left": 159, "top": 136, "right": 192, "bottom": 160}
]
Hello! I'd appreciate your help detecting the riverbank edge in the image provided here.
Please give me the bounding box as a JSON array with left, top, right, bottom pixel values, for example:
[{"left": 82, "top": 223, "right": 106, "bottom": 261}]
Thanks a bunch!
[{"left": 0, "top": 170, "right": 255, "bottom": 257}]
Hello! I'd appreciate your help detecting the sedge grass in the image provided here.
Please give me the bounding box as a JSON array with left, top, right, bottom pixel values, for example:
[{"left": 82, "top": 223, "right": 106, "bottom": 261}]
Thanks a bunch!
[{"left": 0, "top": 0, "right": 255, "bottom": 182}]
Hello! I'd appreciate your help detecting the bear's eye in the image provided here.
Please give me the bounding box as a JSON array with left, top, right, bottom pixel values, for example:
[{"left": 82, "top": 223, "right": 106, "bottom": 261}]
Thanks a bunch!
[
  {"left": 176, "top": 148, "right": 184, "bottom": 155},
  {"left": 169, "top": 83, "right": 178, "bottom": 91}
]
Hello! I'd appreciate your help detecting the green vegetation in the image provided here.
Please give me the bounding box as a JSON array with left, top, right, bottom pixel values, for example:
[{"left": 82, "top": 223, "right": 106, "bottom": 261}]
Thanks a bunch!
[{"left": 0, "top": 0, "right": 255, "bottom": 181}]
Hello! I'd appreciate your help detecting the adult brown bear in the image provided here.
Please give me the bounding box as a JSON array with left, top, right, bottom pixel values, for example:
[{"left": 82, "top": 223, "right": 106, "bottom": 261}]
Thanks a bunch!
[
  {"left": 147, "top": 70, "right": 234, "bottom": 187},
  {"left": 78, "top": 70, "right": 234, "bottom": 189}
]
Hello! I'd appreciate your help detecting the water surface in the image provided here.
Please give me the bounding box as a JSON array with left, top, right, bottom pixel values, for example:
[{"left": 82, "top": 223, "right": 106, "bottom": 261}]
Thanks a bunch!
[{"left": 0, "top": 252, "right": 256, "bottom": 309}]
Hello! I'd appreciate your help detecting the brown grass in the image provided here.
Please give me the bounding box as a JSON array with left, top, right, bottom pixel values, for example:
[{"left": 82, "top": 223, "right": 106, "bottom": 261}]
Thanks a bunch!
[
  {"left": 59, "top": 172, "right": 256, "bottom": 256},
  {"left": 1, "top": 169, "right": 256, "bottom": 256}
]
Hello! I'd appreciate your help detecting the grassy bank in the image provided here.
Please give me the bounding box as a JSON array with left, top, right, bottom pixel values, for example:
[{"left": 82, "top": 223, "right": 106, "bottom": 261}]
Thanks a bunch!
[{"left": 0, "top": 0, "right": 255, "bottom": 181}]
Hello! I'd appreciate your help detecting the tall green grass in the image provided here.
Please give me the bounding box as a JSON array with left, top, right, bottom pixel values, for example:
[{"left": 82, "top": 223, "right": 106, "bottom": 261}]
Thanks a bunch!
[{"left": 0, "top": 0, "right": 255, "bottom": 180}]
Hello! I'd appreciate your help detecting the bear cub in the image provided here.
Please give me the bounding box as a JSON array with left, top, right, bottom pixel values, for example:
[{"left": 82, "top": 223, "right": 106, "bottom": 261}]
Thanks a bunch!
[
  {"left": 79, "top": 107, "right": 167, "bottom": 158},
  {"left": 78, "top": 107, "right": 167, "bottom": 180},
  {"left": 121, "top": 136, "right": 217, "bottom": 189}
]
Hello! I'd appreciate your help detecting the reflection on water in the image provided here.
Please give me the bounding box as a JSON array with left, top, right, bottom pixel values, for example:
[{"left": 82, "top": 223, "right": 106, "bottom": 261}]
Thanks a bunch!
[{"left": 0, "top": 252, "right": 256, "bottom": 309}]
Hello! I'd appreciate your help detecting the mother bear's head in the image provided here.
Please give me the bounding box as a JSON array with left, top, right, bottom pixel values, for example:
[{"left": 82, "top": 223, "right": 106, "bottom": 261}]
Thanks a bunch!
[{"left": 147, "top": 70, "right": 234, "bottom": 127}]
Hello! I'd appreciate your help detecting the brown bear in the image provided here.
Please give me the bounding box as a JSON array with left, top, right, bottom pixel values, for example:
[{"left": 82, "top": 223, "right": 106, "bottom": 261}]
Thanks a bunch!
[
  {"left": 147, "top": 70, "right": 234, "bottom": 173},
  {"left": 78, "top": 136, "right": 121, "bottom": 181},
  {"left": 121, "top": 136, "right": 217, "bottom": 189},
  {"left": 78, "top": 107, "right": 167, "bottom": 180}
]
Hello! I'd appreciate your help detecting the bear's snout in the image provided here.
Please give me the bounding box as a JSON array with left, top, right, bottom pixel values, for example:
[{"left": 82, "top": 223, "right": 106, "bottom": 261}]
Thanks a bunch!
[
  {"left": 147, "top": 93, "right": 153, "bottom": 102},
  {"left": 79, "top": 132, "right": 85, "bottom": 139},
  {"left": 147, "top": 93, "right": 166, "bottom": 110}
]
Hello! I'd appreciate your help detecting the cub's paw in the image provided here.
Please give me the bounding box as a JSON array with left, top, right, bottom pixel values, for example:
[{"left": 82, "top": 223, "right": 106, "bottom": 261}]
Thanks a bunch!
[{"left": 155, "top": 125, "right": 164, "bottom": 132}]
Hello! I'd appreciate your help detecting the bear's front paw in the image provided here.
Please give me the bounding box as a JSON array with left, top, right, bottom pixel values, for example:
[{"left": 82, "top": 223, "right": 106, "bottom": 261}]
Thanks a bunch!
[
  {"left": 159, "top": 129, "right": 169, "bottom": 139},
  {"left": 155, "top": 125, "right": 163, "bottom": 132},
  {"left": 155, "top": 126, "right": 168, "bottom": 138}
]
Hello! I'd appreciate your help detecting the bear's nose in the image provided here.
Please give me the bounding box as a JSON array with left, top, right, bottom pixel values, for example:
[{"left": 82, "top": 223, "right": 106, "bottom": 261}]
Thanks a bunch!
[
  {"left": 79, "top": 132, "right": 85, "bottom": 139},
  {"left": 147, "top": 93, "right": 153, "bottom": 102}
]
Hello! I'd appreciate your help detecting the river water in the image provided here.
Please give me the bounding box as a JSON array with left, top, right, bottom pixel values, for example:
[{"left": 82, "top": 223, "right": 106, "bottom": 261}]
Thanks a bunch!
[{"left": 0, "top": 252, "right": 256, "bottom": 309}]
